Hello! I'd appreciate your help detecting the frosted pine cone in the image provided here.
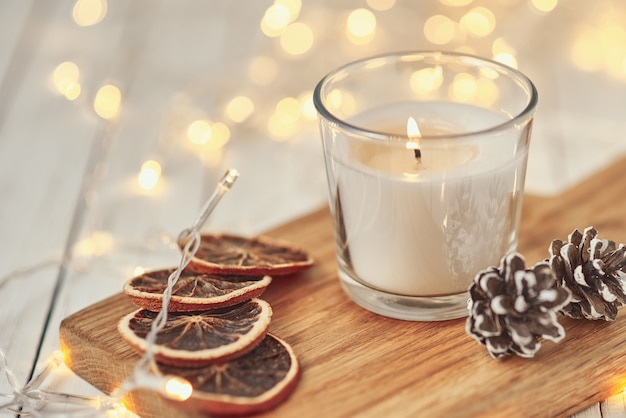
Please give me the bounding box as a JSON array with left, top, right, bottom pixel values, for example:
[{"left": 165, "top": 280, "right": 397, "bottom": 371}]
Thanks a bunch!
[
  {"left": 466, "top": 253, "right": 571, "bottom": 359},
  {"left": 549, "top": 227, "right": 626, "bottom": 321}
]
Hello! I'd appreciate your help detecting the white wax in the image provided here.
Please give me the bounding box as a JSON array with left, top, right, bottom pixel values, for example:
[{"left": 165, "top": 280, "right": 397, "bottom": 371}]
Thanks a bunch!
[{"left": 333, "top": 102, "right": 527, "bottom": 296}]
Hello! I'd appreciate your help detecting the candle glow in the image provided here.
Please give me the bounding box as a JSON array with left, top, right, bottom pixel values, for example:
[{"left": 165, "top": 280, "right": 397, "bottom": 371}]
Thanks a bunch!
[{"left": 406, "top": 117, "right": 421, "bottom": 160}]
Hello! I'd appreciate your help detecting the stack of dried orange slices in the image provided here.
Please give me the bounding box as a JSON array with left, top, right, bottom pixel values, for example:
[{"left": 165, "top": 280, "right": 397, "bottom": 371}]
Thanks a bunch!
[{"left": 117, "top": 232, "right": 313, "bottom": 416}]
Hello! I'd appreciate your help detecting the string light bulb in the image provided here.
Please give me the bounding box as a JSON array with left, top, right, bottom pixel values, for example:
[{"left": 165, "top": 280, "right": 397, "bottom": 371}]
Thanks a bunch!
[
  {"left": 133, "top": 265, "right": 146, "bottom": 276},
  {"left": 163, "top": 376, "right": 193, "bottom": 401}
]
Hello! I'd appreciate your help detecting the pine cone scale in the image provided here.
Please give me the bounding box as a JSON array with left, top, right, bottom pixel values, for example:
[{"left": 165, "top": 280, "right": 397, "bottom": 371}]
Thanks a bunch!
[
  {"left": 466, "top": 253, "right": 571, "bottom": 358},
  {"left": 549, "top": 227, "right": 626, "bottom": 321}
]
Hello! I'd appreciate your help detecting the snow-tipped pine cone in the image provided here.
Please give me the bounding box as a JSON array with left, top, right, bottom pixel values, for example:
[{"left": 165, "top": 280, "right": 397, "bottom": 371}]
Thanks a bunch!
[
  {"left": 466, "top": 253, "right": 571, "bottom": 358},
  {"left": 549, "top": 227, "right": 626, "bottom": 321}
]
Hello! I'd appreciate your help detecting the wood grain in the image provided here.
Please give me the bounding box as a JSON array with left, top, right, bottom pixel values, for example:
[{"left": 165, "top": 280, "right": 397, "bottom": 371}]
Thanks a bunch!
[{"left": 60, "top": 156, "right": 626, "bottom": 418}]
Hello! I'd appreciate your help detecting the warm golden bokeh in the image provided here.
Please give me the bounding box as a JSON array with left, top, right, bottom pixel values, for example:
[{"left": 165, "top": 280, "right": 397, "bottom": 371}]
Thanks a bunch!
[
  {"left": 137, "top": 160, "right": 162, "bottom": 191},
  {"left": 52, "top": 61, "right": 82, "bottom": 100},
  {"left": 226, "top": 96, "right": 255, "bottom": 123},
  {"left": 530, "top": 0, "right": 558, "bottom": 13},
  {"left": 187, "top": 120, "right": 212, "bottom": 145},
  {"left": 424, "top": 15, "right": 456, "bottom": 45},
  {"left": 93, "top": 84, "right": 121, "bottom": 120},
  {"left": 410, "top": 66, "right": 444, "bottom": 94},
  {"left": 280, "top": 22, "right": 315, "bottom": 55},
  {"left": 346, "top": 8, "right": 376, "bottom": 44},
  {"left": 72, "top": 0, "right": 107, "bottom": 27},
  {"left": 460, "top": 7, "right": 496, "bottom": 37},
  {"left": 366, "top": 0, "right": 396, "bottom": 11}
]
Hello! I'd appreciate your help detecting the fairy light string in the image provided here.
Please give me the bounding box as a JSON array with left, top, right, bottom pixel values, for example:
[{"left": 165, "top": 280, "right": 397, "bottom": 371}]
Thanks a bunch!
[
  {"left": 0, "top": 169, "right": 239, "bottom": 417},
  {"left": 114, "top": 168, "right": 239, "bottom": 401}
]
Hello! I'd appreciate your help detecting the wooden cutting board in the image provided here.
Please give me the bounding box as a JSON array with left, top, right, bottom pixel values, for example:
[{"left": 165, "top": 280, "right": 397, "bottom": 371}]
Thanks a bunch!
[{"left": 60, "top": 156, "right": 626, "bottom": 418}]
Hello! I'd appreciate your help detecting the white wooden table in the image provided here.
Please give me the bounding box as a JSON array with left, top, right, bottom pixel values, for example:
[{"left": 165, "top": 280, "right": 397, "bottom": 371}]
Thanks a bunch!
[{"left": 2, "top": 1, "right": 626, "bottom": 416}]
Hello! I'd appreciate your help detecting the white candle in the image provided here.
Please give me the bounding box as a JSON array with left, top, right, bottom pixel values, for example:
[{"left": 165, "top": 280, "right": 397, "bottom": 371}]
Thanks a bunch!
[{"left": 332, "top": 101, "right": 527, "bottom": 297}]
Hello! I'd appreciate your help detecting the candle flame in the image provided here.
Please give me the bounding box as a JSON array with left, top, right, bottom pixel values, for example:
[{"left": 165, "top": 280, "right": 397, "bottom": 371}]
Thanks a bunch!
[
  {"left": 406, "top": 117, "right": 421, "bottom": 139},
  {"left": 406, "top": 117, "right": 421, "bottom": 160},
  {"left": 406, "top": 117, "right": 421, "bottom": 148}
]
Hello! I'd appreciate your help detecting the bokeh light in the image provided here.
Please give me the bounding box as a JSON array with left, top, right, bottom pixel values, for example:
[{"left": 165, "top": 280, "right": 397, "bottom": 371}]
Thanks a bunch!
[
  {"left": 410, "top": 66, "right": 444, "bottom": 94},
  {"left": 449, "top": 73, "right": 477, "bottom": 102},
  {"left": 72, "top": 0, "right": 107, "bottom": 26},
  {"left": 187, "top": 120, "right": 230, "bottom": 150},
  {"left": 274, "top": 0, "right": 301, "bottom": 19},
  {"left": 187, "top": 120, "right": 212, "bottom": 144},
  {"left": 280, "top": 22, "right": 314, "bottom": 55},
  {"left": 261, "top": 4, "right": 291, "bottom": 37},
  {"left": 225, "top": 96, "right": 255, "bottom": 123},
  {"left": 460, "top": 7, "right": 496, "bottom": 37},
  {"left": 366, "top": 0, "right": 396, "bottom": 11},
  {"left": 52, "top": 61, "right": 81, "bottom": 100},
  {"left": 138, "top": 160, "right": 162, "bottom": 191},
  {"left": 570, "top": 27, "right": 603, "bottom": 72},
  {"left": 493, "top": 52, "right": 518, "bottom": 69},
  {"left": 208, "top": 122, "right": 231, "bottom": 150},
  {"left": 298, "top": 91, "right": 317, "bottom": 120},
  {"left": 530, "top": 0, "right": 558, "bottom": 13},
  {"left": 346, "top": 8, "right": 376, "bottom": 44},
  {"left": 602, "top": 24, "right": 626, "bottom": 78},
  {"left": 438, "top": 0, "right": 473, "bottom": 6},
  {"left": 424, "top": 15, "right": 456, "bottom": 45},
  {"left": 93, "top": 84, "right": 121, "bottom": 120},
  {"left": 268, "top": 97, "right": 301, "bottom": 140},
  {"left": 327, "top": 88, "right": 356, "bottom": 117},
  {"left": 492, "top": 37, "right": 516, "bottom": 57},
  {"left": 74, "top": 231, "right": 115, "bottom": 257},
  {"left": 475, "top": 77, "right": 499, "bottom": 107}
]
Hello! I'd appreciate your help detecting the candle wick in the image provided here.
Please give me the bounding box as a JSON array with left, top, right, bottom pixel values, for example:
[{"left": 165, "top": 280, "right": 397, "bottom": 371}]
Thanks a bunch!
[{"left": 414, "top": 148, "right": 422, "bottom": 161}]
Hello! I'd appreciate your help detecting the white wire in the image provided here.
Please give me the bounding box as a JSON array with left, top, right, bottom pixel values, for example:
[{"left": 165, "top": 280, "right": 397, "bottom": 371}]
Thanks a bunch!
[
  {"left": 113, "top": 168, "right": 239, "bottom": 395},
  {"left": 0, "top": 168, "right": 239, "bottom": 417}
]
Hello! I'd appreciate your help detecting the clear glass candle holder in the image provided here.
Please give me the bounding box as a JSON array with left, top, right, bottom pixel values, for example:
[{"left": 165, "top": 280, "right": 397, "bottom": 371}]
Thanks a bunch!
[{"left": 314, "top": 51, "right": 538, "bottom": 321}]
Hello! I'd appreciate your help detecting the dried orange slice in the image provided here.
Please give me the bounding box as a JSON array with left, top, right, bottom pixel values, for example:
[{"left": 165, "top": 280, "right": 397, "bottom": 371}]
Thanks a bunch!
[
  {"left": 117, "top": 299, "right": 272, "bottom": 367},
  {"left": 186, "top": 233, "right": 313, "bottom": 276},
  {"left": 161, "top": 333, "right": 300, "bottom": 416},
  {"left": 123, "top": 268, "right": 272, "bottom": 312}
]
